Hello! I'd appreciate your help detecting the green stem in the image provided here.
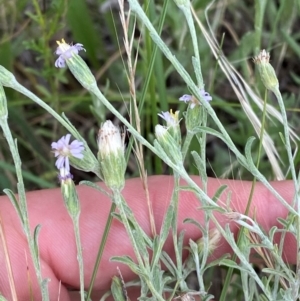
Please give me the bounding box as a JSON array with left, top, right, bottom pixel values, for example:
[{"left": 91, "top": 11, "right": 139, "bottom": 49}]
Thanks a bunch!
[
  {"left": 180, "top": 4, "right": 204, "bottom": 88},
  {"left": 211, "top": 214, "right": 273, "bottom": 301},
  {"left": 171, "top": 173, "right": 185, "bottom": 290},
  {"left": 181, "top": 131, "right": 194, "bottom": 160},
  {"left": 0, "top": 118, "right": 49, "bottom": 301},
  {"left": 113, "top": 190, "right": 165, "bottom": 301},
  {"left": 73, "top": 215, "right": 85, "bottom": 301},
  {"left": 86, "top": 202, "right": 116, "bottom": 300},
  {"left": 273, "top": 88, "right": 300, "bottom": 296},
  {"left": 113, "top": 191, "right": 145, "bottom": 267},
  {"left": 273, "top": 89, "right": 298, "bottom": 198},
  {"left": 220, "top": 89, "right": 268, "bottom": 301}
]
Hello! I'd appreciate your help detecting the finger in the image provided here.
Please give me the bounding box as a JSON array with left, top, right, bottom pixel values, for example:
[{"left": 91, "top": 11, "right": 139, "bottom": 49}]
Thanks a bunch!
[{"left": 0, "top": 176, "right": 295, "bottom": 300}]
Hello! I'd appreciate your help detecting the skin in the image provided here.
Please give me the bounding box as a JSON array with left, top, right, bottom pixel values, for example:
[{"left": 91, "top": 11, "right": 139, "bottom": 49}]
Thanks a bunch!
[{"left": 0, "top": 176, "right": 296, "bottom": 301}]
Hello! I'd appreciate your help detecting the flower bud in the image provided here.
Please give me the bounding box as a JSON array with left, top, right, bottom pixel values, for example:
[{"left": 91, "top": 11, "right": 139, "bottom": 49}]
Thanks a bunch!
[
  {"left": 0, "top": 84, "right": 8, "bottom": 120},
  {"left": 97, "top": 121, "right": 126, "bottom": 191},
  {"left": 66, "top": 55, "right": 97, "bottom": 91},
  {"left": 155, "top": 124, "right": 182, "bottom": 164},
  {"left": 253, "top": 49, "right": 279, "bottom": 92},
  {"left": 0, "top": 66, "right": 17, "bottom": 88},
  {"left": 185, "top": 101, "right": 202, "bottom": 132},
  {"left": 59, "top": 168, "right": 80, "bottom": 218}
]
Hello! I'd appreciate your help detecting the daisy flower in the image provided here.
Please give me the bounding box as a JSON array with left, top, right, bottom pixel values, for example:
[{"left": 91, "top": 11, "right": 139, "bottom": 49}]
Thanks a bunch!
[
  {"left": 55, "top": 39, "right": 85, "bottom": 68},
  {"left": 179, "top": 88, "right": 212, "bottom": 108},
  {"left": 51, "top": 134, "right": 84, "bottom": 171},
  {"left": 158, "top": 110, "right": 180, "bottom": 127}
]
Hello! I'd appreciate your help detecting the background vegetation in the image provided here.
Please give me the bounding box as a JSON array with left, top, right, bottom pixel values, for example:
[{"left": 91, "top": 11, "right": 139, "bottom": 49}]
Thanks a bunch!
[{"left": 0, "top": 0, "right": 299, "bottom": 189}]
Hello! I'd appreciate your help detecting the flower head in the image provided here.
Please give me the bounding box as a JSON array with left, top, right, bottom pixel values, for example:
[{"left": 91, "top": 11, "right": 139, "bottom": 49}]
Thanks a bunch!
[
  {"left": 55, "top": 39, "right": 85, "bottom": 68},
  {"left": 253, "top": 49, "right": 279, "bottom": 92},
  {"left": 97, "top": 121, "right": 126, "bottom": 190},
  {"left": 158, "top": 110, "right": 179, "bottom": 127},
  {"left": 51, "top": 134, "right": 84, "bottom": 171},
  {"left": 253, "top": 49, "right": 270, "bottom": 65},
  {"left": 155, "top": 124, "right": 182, "bottom": 164},
  {"left": 179, "top": 88, "right": 212, "bottom": 109},
  {"left": 158, "top": 110, "right": 181, "bottom": 145},
  {"left": 97, "top": 121, "right": 125, "bottom": 158}
]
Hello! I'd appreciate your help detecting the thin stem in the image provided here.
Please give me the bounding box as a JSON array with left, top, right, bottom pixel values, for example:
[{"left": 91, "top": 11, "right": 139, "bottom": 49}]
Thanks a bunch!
[
  {"left": 273, "top": 88, "right": 300, "bottom": 297},
  {"left": 181, "top": 131, "right": 194, "bottom": 160},
  {"left": 220, "top": 89, "right": 268, "bottom": 301},
  {"left": 171, "top": 173, "right": 185, "bottom": 290},
  {"left": 86, "top": 203, "right": 116, "bottom": 300},
  {"left": 113, "top": 191, "right": 145, "bottom": 268},
  {"left": 273, "top": 89, "right": 298, "bottom": 199},
  {"left": 113, "top": 190, "right": 165, "bottom": 301},
  {"left": 73, "top": 215, "right": 84, "bottom": 301},
  {"left": 180, "top": 4, "right": 204, "bottom": 88},
  {"left": 211, "top": 214, "right": 273, "bottom": 301},
  {"left": 0, "top": 118, "right": 49, "bottom": 301}
]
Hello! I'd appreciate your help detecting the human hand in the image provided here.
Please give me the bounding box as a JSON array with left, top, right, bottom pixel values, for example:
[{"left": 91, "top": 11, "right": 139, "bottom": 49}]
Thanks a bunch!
[{"left": 0, "top": 176, "right": 296, "bottom": 300}]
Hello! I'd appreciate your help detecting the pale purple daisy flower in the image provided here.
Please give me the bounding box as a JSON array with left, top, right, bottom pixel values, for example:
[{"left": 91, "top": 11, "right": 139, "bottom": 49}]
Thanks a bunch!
[
  {"left": 158, "top": 110, "right": 179, "bottom": 127},
  {"left": 55, "top": 39, "right": 85, "bottom": 68},
  {"left": 179, "top": 88, "right": 212, "bottom": 108},
  {"left": 51, "top": 134, "right": 84, "bottom": 171}
]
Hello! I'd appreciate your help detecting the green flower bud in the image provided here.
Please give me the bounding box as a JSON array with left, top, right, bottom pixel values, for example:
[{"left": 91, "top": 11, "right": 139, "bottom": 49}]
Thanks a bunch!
[
  {"left": 155, "top": 124, "right": 182, "bottom": 164},
  {"left": 253, "top": 49, "right": 279, "bottom": 92},
  {"left": 0, "top": 65, "right": 17, "bottom": 88},
  {"left": 60, "top": 168, "right": 80, "bottom": 218},
  {"left": 66, "top": 55, "right": 97, "bottom": 91},
  {"left": 0, "top": 84, "right": 8, "bottom": 119},
  {"left": 97, "top": 121, "right": 126, "bottom": 191},
  {"left": 185, "top": 101, "right": 202, "bottom": 132}
]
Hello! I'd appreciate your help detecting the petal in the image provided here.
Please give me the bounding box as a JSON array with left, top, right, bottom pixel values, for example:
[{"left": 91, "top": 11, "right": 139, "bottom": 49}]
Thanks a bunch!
[
  {"left": 199, "top": 89, "right": 212, "bottom": 102},
  {"left": 69, "top": 143, "right": 84, "bottom": 154},
  {"left": 70, "top": 147, "right": 84, "bottom": 154},
  {"left": 72, "top": 153, "right": 84, "bottom": 159},
  {"left": 51, "top": 142, "right": 58, "bottom": 149},
  {"left": 55, "top": 156, "right": 65, "bottom": 169},
  {"left": 74, "top": 43, "right": 85, "bottom": 52},
  {"left": 55, "top": 56, "right": 66, "bottom": 68},
  {"left": 64, "top": 157, "right": 70, "bottom": 171},
  {"left": 64, "top": 134, "right": 71, "bottom": 145},
  {"left": 157, "top": 111, "right": 169, "bottom": 121},
  {"left": 53, "top": 151, "right": 60, "bottom": 157},
  {"left": 179, "top": 94, "right": 192, "bottom": 102},
  {"left": 70, "top": 140, "right": 84, "bottom": 148}
]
